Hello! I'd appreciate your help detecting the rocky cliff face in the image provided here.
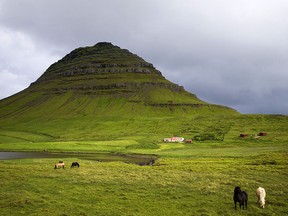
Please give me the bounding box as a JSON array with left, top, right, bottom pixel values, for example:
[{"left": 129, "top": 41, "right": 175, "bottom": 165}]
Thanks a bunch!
[
  {"left": 31, "top": 42, "right": 189, "bottom": 98},
  {"left": 36, "top": 42, "right": 162, "bottom": 82}
]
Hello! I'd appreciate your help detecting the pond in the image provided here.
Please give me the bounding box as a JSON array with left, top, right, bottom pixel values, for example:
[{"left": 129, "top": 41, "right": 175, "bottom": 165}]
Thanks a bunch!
[{"left": 0, "top": 151, "right": 158, "bottom": 165}]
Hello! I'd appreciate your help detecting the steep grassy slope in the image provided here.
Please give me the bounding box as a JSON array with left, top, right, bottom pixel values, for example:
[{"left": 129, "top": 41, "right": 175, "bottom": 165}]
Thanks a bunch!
[
  {"left": 1, "top": 42, "right": 286, "bottom": 154},
  {"left": 0, "top": 43, "right": 236, "bottom": 120},
  {"left": 0, "top": 42, "right": 238, "bottom": 144}
]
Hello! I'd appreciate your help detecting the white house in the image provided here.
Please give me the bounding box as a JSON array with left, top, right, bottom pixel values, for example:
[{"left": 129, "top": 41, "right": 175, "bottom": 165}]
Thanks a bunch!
[{"left": 163, "top": 137, "right": 185, "bottom": 142}]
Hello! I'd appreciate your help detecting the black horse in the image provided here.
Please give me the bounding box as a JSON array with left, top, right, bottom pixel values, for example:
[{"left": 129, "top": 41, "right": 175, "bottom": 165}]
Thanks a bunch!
[
  {"left": 71, "top": 162, "right": 80, "bottom": 168},
  {"left": 234, "top": 186, "right": 248, "bottom": 210}
]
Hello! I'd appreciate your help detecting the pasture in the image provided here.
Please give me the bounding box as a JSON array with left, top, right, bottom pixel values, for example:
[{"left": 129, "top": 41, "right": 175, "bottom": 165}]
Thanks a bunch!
[
  {"left": 0, "top": 114, "right": 287, "bottom": 215},
  {"left": 0, "top": 144, "right": 287, "bottom": 215}
]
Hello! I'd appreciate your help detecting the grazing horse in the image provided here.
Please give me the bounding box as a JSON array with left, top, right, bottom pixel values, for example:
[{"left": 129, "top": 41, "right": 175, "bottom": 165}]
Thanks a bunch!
[
  {"left": 71, "top": 162, "right": 80, "bottom": 168},
  {"left": 256, "top": 187, "right": 266, "bottom": 208},
  {"left": 234, "top": 186, "right": 248, "bottom": 210},
  {"left": 54, "top": 161, "right": 65, "bottom": 169}
]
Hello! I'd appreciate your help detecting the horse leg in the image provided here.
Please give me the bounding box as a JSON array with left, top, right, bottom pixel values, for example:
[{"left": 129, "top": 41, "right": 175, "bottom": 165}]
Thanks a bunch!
[{"left": 239, "top": 201, "right": 243, "bottom": 210}]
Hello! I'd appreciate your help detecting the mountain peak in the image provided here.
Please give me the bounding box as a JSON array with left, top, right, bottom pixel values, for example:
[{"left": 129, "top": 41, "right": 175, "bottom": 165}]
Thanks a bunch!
[
  {"left": 93, "top": 41, "right": 114, "bottom": 47},
  {"left": 36, "top": 42, "right": 160, "bottom": 83}
]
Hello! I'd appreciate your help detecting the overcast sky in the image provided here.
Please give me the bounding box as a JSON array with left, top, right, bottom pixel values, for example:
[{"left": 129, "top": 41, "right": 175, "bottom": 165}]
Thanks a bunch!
[{"left": 0, "top": 0, "right": 288, "bottom": 114}]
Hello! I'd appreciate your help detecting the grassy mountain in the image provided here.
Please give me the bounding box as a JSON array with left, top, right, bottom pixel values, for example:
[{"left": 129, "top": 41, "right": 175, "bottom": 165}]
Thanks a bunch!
[
  {"left": 1, "top": 42, "right": 286, "bottom": 151},
  {"left": 0, "top": 42, "right": 236, "bottom": 127},
  {"left": 1, "top": 42, "right": 237, "bottom": 119}
]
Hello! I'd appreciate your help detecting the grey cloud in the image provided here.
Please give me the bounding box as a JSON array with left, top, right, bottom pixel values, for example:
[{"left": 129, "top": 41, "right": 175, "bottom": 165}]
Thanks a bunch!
[{"left": 0, "top": 0, "right": 287, "bottom": 114}]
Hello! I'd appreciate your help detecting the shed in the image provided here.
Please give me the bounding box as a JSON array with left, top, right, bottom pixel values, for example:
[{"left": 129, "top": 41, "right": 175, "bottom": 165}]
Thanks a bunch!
[
  {"left": 240, "top": 133, "right": 249, "bottom": 138},
  {"left": 258, "top": 132, "right": 267, "bottom": 136}
]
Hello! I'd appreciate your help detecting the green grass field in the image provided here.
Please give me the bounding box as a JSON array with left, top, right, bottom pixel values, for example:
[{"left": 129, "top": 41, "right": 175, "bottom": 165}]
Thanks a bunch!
[
  {"left": 0, "top": 149, "right": 287, "bottom": 215},
  {"left": 0, "top": 114, "right": 287, "bottom": 215}
]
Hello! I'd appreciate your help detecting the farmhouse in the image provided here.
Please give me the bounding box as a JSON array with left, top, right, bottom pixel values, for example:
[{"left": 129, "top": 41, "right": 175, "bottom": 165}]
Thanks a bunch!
[
  {"left": 163, "top": 137, "right": 185, "bottom": 142},
  {"left": 258, "top": 132, "right": 267, "bottom": 136},
  {"left": 240, "top": 133, "right": 249, "bottom": 138}
]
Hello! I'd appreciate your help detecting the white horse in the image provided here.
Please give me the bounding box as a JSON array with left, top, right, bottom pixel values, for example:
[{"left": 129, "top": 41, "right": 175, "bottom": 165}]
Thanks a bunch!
[
  {"left": 54, "top": 161, "right": 65, "bottom": 169},
  {"left": 256, "top": 187, "right": 266, "bottom": 208}
]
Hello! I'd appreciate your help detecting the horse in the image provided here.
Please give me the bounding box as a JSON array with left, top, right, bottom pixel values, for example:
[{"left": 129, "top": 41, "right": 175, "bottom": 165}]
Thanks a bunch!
[
  {"left": 54, "top": 161, "right": 65, "bottom": 169},
  {"left": 71, "top": 162, "right": 80, "bottom": 168},
  {"left": 256, "top": 187, "right": 266, "bottom": 208},
  {"left": 234, "top": 186, "right": 248, "bottom": 210}
]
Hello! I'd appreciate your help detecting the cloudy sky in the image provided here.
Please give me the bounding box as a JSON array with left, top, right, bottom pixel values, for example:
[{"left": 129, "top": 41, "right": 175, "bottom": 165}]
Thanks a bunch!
[{"left": 0, "top": 0, "right": 288, "bottom": 114}]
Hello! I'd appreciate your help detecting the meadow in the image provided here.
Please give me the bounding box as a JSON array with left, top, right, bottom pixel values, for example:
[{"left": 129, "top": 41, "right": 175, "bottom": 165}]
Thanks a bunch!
[{"left": 0, "top": 114, "right": 287, "bottom": 215}]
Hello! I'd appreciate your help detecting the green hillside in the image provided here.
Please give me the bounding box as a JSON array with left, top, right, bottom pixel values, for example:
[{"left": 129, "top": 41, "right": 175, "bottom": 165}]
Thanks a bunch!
[
  {"left": 0, "top": 42, "right": 239, "bottom": 145},
  {"left": 0, "top": 43, "right": 286, "bottom": 150}
]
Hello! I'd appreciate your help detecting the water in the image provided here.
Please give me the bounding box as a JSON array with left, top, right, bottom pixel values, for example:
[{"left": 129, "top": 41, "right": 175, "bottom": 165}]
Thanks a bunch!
[{"left": 0, "top": 151, "right": 157, "bottom": 165}]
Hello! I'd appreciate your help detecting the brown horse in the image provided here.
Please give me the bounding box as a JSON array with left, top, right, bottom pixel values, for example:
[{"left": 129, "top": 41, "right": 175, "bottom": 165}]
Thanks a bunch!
[{"left": 54, "top": 161, "right": 65, "bottom": 169}]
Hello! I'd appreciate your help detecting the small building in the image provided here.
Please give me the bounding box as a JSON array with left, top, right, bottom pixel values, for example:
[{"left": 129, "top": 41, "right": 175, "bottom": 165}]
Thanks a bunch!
[
  {"left": 240, "top": 133, "right": 249, "bottom": 138},
  {"left": 258, "top": 132, "right": 267, "bottom": 136},
  {"left": 163, "top": 138, "right": 172, "bottom": 142},
  {"left": 171, "top": 137, "right": 185, "bottom": 142},
  {"left": 163, "top": 137, "right": 185, "bottom": 142}
]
